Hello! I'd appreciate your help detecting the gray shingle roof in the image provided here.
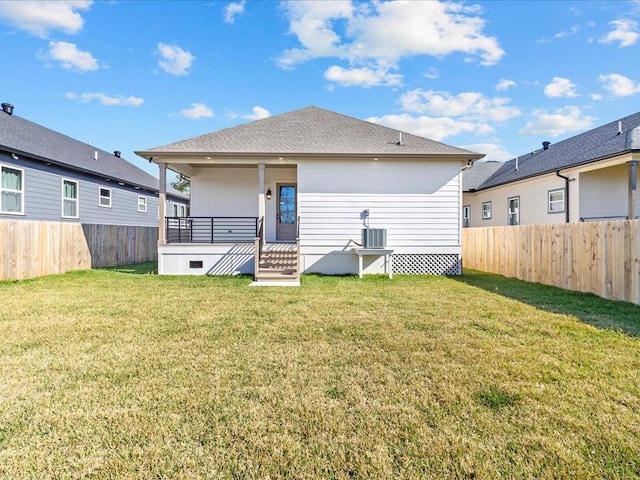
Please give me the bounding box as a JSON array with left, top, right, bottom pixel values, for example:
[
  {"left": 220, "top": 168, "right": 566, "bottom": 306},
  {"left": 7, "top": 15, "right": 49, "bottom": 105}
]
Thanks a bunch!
[
  {"left": 138, "top": 106, "right": 483, "bottom": 158},
  {"left": 0, "top": 109, "right": 187, "bottom": 199},
  {"left": 463, "top": 161, "right": 503, "bottom": 191},
  {"left": 474, "top": 111, "right": 640, "bottom": 191}
]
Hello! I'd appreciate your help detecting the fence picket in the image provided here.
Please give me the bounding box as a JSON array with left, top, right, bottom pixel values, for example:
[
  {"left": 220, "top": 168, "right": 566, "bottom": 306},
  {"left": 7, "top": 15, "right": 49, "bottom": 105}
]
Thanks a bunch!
[
  {"left": 0, "top": 219, "right": 158, "bottom": 280},
  {"left": 463, "top": 220, "right": 640, "bottom": 305}
]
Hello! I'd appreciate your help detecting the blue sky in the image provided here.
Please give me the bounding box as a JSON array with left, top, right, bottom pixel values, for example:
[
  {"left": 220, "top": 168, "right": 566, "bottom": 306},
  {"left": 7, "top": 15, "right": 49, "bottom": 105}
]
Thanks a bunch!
[{"left": 1, "top": 0, "right": 640, "bottom": 179}]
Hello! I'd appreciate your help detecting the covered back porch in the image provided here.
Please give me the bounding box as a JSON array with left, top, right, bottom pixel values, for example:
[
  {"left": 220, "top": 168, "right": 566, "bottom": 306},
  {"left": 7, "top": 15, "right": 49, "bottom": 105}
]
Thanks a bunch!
[{"left": 156, "top": 162, "right": 300, "bottom": 282}]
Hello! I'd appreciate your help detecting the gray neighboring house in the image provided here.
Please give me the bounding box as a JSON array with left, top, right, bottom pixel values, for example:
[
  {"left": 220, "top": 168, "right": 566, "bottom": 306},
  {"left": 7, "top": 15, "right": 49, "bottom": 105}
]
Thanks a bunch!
[
  {"left": 463, "top": 111, "right": 640, "bottom": 227},
  {"left": 0, "top": 103, "right": 188, "bottom": 226}
]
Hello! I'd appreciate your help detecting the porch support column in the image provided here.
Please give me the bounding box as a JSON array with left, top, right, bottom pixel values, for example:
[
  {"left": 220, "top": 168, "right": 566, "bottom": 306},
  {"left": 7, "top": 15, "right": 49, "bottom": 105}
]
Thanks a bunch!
[
  {"left": 158, "top": 162, "right": 167, "bottom": 245},
  {"left": 258, "top": 163, "right": 266, "bottom": 224},
  {"left": 628, "top": 160, "right": 638, "bottom": 220}
]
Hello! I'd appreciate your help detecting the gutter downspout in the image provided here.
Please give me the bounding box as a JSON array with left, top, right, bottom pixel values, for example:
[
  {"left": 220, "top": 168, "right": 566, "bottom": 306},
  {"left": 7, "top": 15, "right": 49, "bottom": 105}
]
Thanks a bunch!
[{"left": 556, "top": 171, "right": 572, "bottom": 223}]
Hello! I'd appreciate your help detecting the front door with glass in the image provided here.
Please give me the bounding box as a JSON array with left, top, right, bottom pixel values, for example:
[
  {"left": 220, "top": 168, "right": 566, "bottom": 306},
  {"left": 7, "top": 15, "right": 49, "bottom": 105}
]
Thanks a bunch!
[{"left": 276, "top": 184, "right": 297, "bottom": 241}]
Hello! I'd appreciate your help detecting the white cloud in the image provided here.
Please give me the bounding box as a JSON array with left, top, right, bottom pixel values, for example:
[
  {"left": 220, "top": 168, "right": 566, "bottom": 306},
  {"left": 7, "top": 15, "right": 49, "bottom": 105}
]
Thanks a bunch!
[
  {"left": 496, "top": 79, "right": 516, "bottom": 91},
  {"left": 0, "top": 0, "right": 91, "bottom": 38},
  {"left": 42, "top": 41, "right": 98, "bottom": 72},
  {"left": 65, "top": 92, "right": 144, "bottom": 107},
  {"left": 424, "top": 68, "right": 439, "bottom": 80},
  {"left": 227, "top": 106, "right": 272, "bottom": 121},
  {"left": 277, "top": 1, "right": 353, "bottom": 69},
  {"left": 243, "top": 106, "right": 271, "bottom": 120},
  {"left": 367, "top": 114, "right": 491, "bottom": 142},
  {"left": 277, "top": 0, "right": 504, "bottom": 77},
  {"left": 598, "top": 73, "right": 640, "bottom": 96},
  {"left": 157, "top": 43, "right": 195, "bottom": 76},
  {"left": 179, "top": 103, "right": 214, "bottom": 119},
  {"left": 544, "top": 77, "right": 578, "bottom": 98},
  {"left": 518, "top": 106, "right": 594, "bottom": 137},
  {"left": 399, "top": 89, "right": 521, "bottom": 123},
  {"left": 224, "top": 0, "right": 246, "bottom": 24},
  {"left": 599, "top": 19, "right": 640, "bottom": 47},
  {"left": 324, "top": 65, "right": 402, "bottom": 87},
  {"left": 463, "top": 143, "right": 512, "bottom": 162}
]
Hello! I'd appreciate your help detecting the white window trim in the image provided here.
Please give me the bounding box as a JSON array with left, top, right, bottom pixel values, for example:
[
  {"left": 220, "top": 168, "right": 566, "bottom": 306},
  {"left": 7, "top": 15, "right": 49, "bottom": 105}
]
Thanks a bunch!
[
  {"left": 137, "top": 195, "right": 147, "bottom": 213},
  {"left": 482, "top": 201, "right": 492, "bottom": 220},
  {"left": 548, "top": 188, "right": 565, "bottom": 214},
  {"left": 0, "top": 164, "right": 25, "bottom": 215},
  {"left": 463, "top": 205, "right": 470, "bottom": 227},
  {"left": 99, "top": 187, "right": 112, "bottom": 208},
  {"left": 61, "top": 178, "right": 79, "bottom": 219},
  {"left": 508, "top": 196, "right": 520, "bottom": 226}
]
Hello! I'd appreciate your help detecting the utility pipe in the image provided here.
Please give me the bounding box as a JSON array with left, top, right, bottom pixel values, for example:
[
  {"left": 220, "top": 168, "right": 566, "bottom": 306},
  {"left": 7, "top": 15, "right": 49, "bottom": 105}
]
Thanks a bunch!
[{"left": 556, "top": 171, "right": 572, "bottom": 223}]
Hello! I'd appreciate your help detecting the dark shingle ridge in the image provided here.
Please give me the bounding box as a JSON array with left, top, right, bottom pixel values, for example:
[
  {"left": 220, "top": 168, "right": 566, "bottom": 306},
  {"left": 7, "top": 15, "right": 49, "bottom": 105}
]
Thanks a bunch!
[
  {"left": 463, "top": 161, "right": 503, "bottom": 191},
  {"left": 476, "top": 111, "right": 640, "bottom": 190},
  {"left": 0, "top": 110, "right": 186, "bottom": 199},
  {"left": 142, "top": 106, "right": 483, "bottom": 157}
]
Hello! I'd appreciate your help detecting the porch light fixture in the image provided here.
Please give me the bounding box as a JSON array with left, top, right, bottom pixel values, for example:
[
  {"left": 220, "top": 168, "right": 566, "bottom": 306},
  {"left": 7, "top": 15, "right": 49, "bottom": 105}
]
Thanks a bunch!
[{"left": 266, "top": 187, "right": 272, "bottom": 200}]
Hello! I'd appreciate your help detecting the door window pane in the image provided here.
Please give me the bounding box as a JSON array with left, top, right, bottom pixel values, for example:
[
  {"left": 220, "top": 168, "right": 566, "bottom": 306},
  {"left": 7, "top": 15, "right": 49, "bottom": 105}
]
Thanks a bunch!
[{"left": 279, "top": 186, "right": 295, "bottom": 224}]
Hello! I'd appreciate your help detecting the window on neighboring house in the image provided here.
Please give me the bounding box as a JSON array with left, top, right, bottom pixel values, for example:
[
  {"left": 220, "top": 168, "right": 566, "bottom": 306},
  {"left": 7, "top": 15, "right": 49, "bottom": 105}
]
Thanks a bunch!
[
  {"left": 482, "top": 201, "right": 492, "bottom": 220},
  {"left": 1, "top": 165, "right": 24, "bottom": 214},
  {"left": 62, "top": 179, "right": 79, "bottom": 218},
  {"left": 463, "top": 205, "right": 470, "bottom": 227},
  {"left": 138, "top": 195, "right": 147, "bottom": 213},
  {"left": 548, "top": 188, "right": 565, "bottom": 213},
  {"left": 508, "top": 196, "right": 520, "bottom": 225},
  {"left": 172, "top": 203, "right": 187, "bottom": 217},
  {"left": 99, "top": 187, "right": 111, "bottom": 208}
]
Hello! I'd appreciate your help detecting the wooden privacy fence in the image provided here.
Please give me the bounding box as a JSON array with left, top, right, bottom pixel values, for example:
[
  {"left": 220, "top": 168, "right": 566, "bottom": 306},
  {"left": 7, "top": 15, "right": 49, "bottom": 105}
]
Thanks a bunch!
[
  {"left": 0, "top": 219, "right": 158, "bottom": 280},
  {"left": 463, "top": 220, "right": 640, "bottom": 305}
]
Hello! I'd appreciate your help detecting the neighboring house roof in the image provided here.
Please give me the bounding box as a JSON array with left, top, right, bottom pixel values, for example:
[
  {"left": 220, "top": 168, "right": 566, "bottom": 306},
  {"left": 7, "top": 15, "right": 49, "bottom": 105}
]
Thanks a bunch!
[
  {"left": 137, "top": 106, "right": 484, "bottom": 160},
  {"left": 0, "top": 107, "right": 187, "bottom": 201},
  {"left": 463, "top": 161, "right": 503, "bottom": 191},
  {"left": 471, "top": 111, "right": 640, "bottom": 191}
]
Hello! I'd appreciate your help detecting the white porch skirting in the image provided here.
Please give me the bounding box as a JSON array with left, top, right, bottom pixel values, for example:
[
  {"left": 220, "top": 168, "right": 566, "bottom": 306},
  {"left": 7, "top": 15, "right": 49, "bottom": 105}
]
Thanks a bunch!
[
  {"left": 159, "top": 243, "right": 255, "bottom": 275},
  {"left": 158, "top": 244, "right": 462, "bottom": 276}
]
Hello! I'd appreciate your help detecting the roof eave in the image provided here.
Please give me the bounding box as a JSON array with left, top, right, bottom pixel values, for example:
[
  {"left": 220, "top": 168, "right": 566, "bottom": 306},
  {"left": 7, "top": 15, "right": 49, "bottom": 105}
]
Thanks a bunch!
[
  {"left": 136, "top": 150, "right": 485, "bottom": 163},
  {"left": 474, "top": 150, "right": 633, "bottom": 191},
  {"left": 2, "top": 146, "right": 159, "bottom": 193}
]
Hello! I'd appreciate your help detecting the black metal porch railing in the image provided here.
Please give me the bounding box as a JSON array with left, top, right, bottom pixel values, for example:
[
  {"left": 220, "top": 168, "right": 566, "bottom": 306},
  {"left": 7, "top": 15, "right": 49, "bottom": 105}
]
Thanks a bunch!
[{"left": 166, "top": 217, "right": 260, "bottom": 243}]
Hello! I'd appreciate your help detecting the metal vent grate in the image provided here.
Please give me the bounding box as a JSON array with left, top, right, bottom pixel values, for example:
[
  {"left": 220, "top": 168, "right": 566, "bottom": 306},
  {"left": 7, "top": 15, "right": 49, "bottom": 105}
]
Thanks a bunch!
[
  {"left": 362, "top": 228, "right": 387, "bottom": 248},
  {"left": 393, "top": 254, "right": 461, "bottom": 275}
]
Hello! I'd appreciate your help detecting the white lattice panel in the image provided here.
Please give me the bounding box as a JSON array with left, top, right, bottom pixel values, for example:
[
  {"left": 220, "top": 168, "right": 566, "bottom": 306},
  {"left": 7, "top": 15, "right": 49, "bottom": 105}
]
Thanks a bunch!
[{"left": 393, "top": 254, "right": 461, "bottom": 275}]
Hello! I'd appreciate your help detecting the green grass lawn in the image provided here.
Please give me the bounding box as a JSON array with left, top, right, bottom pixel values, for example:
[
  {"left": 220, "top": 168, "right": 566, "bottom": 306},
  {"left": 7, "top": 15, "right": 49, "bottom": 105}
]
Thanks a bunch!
[{"left": 1, "top": 265, "right": 639, "bottom": 479}]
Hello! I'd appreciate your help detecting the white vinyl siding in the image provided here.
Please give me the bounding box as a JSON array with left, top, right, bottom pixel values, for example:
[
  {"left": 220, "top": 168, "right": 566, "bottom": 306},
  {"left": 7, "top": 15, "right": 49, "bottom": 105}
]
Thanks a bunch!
[
  {"left": 191, "top": 167, "right": 257, "bottom": 217},
  {"left": 99, "top": 187, "right": 112, "bottom": 208},
  {"left": 298, "top": 159, "right": 462, "bottom": 253},
  {"left": 548, "top": 188, "right": 564, "bottom": 213},
  {"left": 61, "top": 179, "right": 79, "bottom": 218},
  {"left": 579, "top": 164, "right": 631, "bottom": 221},
  {"left": 137, "top": 195, "right": 147, "bottom": 212},
  {"left": 1, "top": 165, "right": 24, "bottom": 214},
  {"left": 463, "top": 174, "right": 570, "bottom": 226}
]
